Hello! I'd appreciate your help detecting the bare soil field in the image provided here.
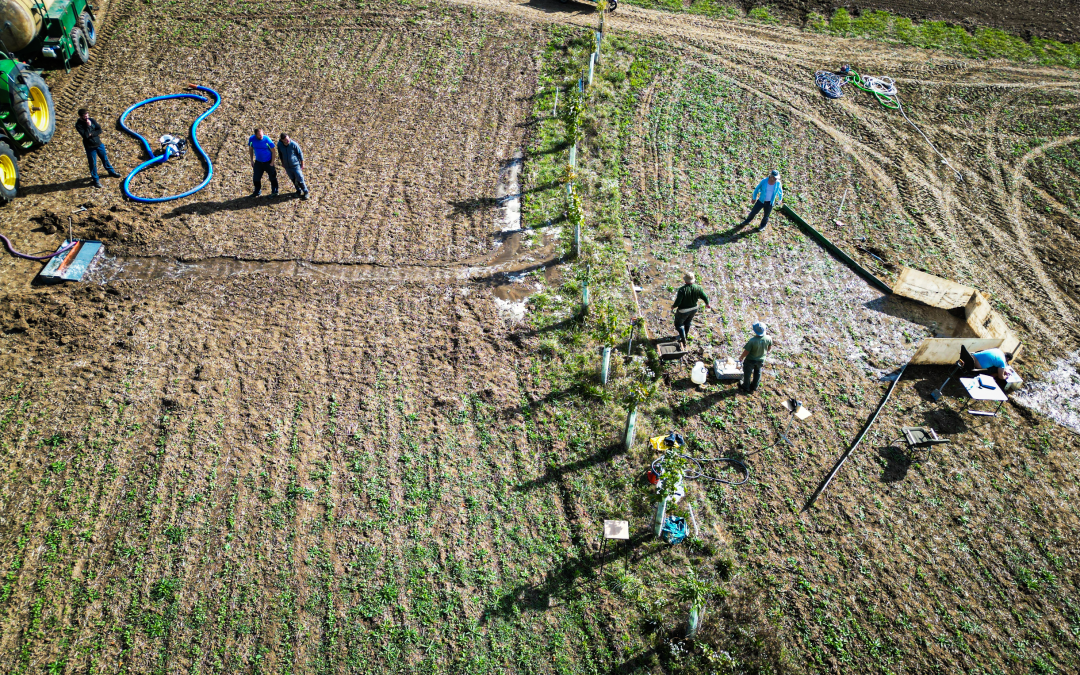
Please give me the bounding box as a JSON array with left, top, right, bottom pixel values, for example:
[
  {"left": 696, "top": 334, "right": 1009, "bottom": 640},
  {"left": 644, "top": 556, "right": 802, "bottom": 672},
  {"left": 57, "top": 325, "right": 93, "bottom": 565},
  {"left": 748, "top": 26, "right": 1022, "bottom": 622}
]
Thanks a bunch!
[
  {"left": 0, "top": 0, "right": 1079, "bottom": 673},
  {"left": 779, "top": 0, "right": 1080, "bottom": 44}
]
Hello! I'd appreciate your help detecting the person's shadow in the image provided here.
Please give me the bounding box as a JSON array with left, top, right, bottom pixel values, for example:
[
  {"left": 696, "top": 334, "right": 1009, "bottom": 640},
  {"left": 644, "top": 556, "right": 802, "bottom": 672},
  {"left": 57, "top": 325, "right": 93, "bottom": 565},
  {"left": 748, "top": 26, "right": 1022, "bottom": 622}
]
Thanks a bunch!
[
  {"left": 164, "top": 194, "right": 290, "bottom": 218},
  {"left": 19, "top": 178, "right": 92, "bottom": 196},
  {"left": 688, "top": 221, "right": 759, "bottom": 249}
]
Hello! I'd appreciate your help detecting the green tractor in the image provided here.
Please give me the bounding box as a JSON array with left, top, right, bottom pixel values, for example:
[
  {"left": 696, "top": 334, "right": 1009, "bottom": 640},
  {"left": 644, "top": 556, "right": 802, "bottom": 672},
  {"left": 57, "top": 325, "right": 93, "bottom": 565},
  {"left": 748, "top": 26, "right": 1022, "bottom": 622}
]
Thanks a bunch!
[
  {"left": 0, "top": 0, "right": 95, "bottom": 203},
  {"left": 0, "top": 0, "right": 98, "bottom": 70},
  {"left": 0, "top": 54, "right": 55, "bottom": 202}
]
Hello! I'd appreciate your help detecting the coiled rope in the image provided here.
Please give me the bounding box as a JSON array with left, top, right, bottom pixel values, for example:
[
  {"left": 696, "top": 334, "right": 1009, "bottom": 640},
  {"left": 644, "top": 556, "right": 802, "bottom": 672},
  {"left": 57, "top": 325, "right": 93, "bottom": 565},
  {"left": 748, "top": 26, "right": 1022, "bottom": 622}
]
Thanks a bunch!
[
  {"left": 814, "top": 71, "right": 845, "bottom": 99},
  {"left": 652, "top": 452, "right": 750, "bottom": 486},
  {"left": 815, "top": 68, "right": 962, "bottom": 181},
  {"left": 119, "top": 85, "right": 221, "bottom": 203}
]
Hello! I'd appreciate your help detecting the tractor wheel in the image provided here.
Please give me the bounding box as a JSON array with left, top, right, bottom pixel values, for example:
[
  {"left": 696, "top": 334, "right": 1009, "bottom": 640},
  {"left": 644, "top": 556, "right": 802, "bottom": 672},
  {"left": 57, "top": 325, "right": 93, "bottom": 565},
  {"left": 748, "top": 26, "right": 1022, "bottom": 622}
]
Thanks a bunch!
[
  {"left": 0, "top": 141, "right": 19, "bottom": 203},
  {"left": 69, "top": 27, "right": 90, "bottom": 65},
  {"left": 77, "top": 11, "right": 97, "bottom": 48},
  {"left": 9, "top": 70, "right": 55, "bottom": 147}
]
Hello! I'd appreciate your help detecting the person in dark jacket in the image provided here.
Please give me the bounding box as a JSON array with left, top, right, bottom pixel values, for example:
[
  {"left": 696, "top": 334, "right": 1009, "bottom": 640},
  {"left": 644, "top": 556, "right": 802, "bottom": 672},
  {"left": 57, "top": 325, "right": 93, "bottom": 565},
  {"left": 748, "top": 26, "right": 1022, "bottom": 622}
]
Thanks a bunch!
[
  {"left": 277, "top": 133, "right": 309, "bottom": 200},
  {"left": 75, "top": 108, "right": 120, "bottom": 188},
  {"left": 671, "top": 272, "right": 710, "bottom": 348}
]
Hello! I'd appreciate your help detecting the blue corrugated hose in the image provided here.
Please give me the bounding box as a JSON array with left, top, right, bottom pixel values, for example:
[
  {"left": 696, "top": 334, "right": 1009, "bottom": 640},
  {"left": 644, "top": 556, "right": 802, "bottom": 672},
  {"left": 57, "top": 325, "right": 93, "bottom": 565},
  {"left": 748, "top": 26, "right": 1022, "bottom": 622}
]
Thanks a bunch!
[{"left": 119, "top": 85, "right": 221, "bottom": 203}]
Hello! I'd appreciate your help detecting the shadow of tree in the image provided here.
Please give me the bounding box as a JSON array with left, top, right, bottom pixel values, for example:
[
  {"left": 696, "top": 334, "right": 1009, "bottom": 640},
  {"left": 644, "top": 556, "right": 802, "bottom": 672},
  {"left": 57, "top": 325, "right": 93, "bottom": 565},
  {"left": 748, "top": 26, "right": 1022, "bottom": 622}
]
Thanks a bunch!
[
  {"left": 516, "top": 441, "right": 624, "bottom": 492},
  {"left": 479, "top": 530, "right": 655, "bottom": 624},
  {"left": 671, "top": 387, "right": 741, "bottom": 421}
]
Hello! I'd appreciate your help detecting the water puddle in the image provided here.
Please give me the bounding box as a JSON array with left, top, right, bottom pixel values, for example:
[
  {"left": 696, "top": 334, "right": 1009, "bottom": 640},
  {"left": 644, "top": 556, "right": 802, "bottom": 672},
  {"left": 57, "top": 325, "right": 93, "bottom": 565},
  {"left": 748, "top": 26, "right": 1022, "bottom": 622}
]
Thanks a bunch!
[
  {"left": 495, "top": 151, "right": 523, "bottom": 233},
  {"left": 85, "top": 255, "right": 467, "bottom": 284},
  {"left": 80, "top": 148, "right": 562, "bottom": 326},
  {"left": 1012, "top": 350, "right": 1080, "bottom": 434}
]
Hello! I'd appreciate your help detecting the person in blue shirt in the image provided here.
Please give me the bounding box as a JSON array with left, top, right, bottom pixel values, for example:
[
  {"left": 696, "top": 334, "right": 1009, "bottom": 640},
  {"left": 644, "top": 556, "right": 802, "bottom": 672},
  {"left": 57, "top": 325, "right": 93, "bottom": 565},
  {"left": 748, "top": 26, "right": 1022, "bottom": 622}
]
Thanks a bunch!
[
  {"left": 738, "top": 169, "right": 783, "bottom": 230},
  {"left": 961, "top": 346, "right": 1012, "bottom": 383},
  {"left": 247, "top": 128, "right": 279, "bottom": 198}
]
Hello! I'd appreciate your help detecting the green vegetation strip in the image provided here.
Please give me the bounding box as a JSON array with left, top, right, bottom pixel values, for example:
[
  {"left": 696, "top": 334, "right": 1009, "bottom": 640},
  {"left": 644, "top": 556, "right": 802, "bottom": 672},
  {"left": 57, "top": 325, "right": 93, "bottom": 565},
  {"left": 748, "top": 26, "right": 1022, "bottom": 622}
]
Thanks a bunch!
[{"left": 779, "top": 204, "right": 892, "bottom": 295}]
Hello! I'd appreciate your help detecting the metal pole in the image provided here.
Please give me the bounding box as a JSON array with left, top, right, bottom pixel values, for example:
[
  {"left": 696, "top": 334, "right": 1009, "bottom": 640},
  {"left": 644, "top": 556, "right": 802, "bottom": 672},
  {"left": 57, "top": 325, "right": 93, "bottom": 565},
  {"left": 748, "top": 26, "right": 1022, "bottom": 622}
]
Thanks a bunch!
[{"left": 778, "top": 411, "right": 796, "bottom": 446}]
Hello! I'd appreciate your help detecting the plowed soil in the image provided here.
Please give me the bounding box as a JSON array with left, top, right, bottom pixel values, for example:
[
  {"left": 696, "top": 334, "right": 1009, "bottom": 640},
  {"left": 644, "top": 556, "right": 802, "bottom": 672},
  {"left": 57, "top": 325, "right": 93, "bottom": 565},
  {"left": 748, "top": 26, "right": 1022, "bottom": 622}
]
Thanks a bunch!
[{"left": 778, "top": 0, "right": 1080, "bottom": 44}]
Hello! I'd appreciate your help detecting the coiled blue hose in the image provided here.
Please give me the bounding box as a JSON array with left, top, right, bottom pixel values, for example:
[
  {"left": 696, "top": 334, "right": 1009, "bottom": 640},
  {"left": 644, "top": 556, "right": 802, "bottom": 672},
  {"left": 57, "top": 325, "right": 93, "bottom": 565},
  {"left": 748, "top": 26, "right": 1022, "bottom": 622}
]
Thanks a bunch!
[{"left": 119, "top": 85, "right": 221, "bottom": 203}]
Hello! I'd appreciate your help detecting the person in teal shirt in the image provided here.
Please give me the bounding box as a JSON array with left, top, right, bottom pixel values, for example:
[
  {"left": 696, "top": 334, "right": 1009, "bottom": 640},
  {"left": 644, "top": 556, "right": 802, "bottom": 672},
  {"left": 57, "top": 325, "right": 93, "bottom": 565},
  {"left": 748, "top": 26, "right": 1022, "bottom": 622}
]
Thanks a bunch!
[
  {"left": 738, "top": 169, "right": 783, "bottom": 230},
  {"left": 671, "top": 272, "right": 710, "bottom": 348},
  {"left": 739, "top": 322, "right": 773, "bottom": 393}
]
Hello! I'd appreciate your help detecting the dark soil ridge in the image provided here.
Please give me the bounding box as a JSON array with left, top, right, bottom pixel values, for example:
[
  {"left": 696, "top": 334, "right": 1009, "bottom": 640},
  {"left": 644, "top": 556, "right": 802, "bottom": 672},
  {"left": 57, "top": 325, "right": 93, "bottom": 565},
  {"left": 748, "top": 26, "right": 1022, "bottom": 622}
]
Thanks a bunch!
[{"left": 767, "top": 0, "right": 1080, "bottom": 45}]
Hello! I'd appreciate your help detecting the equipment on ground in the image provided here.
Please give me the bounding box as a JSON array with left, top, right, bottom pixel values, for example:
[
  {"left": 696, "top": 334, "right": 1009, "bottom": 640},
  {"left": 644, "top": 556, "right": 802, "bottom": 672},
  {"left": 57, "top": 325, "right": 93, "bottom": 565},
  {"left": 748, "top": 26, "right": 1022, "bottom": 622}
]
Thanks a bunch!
[
  {"left": 650, "top": 437, "right": 750, "bottom": 488},
  {"left": 778, "top": 398, "right": 811, "bottom": 446},
  {"left": 657, "top": 341, "right": 686, "bottom": 361},
  {"left": 814, "top": 65, "right": 962, "bottom": 181},
  {"left": 712, "top": 357, "right": 742, "bottom": 381},
  {"left": 929, "top": 360, "right": 963, "bottom": 402},
  {"left": 0, "top": 0, "right": 98, "bottom": 70},
  {"left": 804, "top": 362, "right": 908, "bottom": 511},
  {"left": 1, "top": 232, "right": 74, "bottom": 259},
  {"left": 960, "top": 375, "right": 1008, "bottom": 416},
  {"left": 660, "top": 515, "right": 687, "bottom": 545},
  {"left": 37, "top": 238, "right": 101, "bottom": 280},
  {"left": 119, "top": 85, "right": 221, "bottom": 203},
  {"left": 690, "top": 361, "right": 708, "bottom": 385},
  {"left": 897, "top": 426, "right": 949, "bottom": 453}
]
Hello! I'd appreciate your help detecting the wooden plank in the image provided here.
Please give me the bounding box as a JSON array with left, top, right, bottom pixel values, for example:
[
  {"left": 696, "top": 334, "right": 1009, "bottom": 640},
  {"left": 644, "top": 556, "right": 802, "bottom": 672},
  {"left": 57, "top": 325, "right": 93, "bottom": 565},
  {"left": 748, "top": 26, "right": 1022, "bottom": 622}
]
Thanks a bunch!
[
  {"left": 911, "top": 338, "right": 1004, "bottom": 365},
  {"left": 892, "top": 267, "right": 975, "bottom": 309}
]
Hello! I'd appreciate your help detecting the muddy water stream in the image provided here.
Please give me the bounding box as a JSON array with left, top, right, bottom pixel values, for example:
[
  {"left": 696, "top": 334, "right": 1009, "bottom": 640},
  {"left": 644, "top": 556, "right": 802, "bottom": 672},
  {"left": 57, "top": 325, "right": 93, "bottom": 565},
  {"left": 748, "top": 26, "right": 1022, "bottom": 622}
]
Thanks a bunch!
[{"left": 83, "top": 151, "right": 558, "bottom": 292}]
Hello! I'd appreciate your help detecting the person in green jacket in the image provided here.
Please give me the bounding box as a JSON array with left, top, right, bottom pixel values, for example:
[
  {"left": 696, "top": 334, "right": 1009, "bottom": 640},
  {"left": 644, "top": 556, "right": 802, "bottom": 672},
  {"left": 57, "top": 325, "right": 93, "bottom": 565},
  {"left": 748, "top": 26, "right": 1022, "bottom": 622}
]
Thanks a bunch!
[
  {"left": 671, "top": 272, "right": 710, "bottom": 348},
  {"left": 739, "top": 322, "right": 773, "bottom": 393}
]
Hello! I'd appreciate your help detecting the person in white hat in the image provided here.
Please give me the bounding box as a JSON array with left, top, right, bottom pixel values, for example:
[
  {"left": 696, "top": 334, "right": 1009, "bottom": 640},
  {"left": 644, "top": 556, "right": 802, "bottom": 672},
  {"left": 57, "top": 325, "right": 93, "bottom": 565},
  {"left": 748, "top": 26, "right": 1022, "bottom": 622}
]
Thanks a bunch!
[
  {"left": 738, "top": 169, "right": 783, "bottom": 230},
  {"left": 738, "top": 322, "right": 773, "bottom": 393}
]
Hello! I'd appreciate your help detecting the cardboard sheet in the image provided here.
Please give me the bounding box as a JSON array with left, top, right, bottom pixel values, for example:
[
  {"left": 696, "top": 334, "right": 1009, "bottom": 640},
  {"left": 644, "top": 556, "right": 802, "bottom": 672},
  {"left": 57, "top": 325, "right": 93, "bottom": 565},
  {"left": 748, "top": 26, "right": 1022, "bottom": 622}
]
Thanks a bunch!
[
  {"left": 893, "top": 267, "right": 975, "bottom": 309},
  {"left": 910, "top": 338, "right": 1005, "bottom": 365}
]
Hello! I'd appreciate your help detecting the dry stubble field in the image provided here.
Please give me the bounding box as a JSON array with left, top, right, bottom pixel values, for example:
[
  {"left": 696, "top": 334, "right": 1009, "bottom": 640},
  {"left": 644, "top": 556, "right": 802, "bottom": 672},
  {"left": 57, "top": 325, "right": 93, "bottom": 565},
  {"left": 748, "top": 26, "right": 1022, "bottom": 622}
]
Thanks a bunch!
[{"left": 0, "top": 0, "right": 1080, "bottom": 674}]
